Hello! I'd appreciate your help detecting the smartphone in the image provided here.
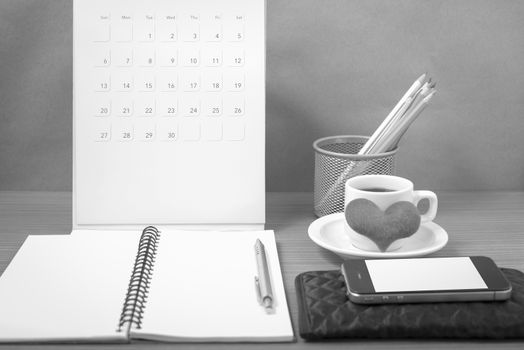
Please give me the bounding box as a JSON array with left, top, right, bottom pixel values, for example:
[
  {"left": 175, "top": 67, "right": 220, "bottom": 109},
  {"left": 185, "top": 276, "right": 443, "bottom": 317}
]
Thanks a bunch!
[{"left": 341, "top": 256, "right": 512, "bottom": 304}]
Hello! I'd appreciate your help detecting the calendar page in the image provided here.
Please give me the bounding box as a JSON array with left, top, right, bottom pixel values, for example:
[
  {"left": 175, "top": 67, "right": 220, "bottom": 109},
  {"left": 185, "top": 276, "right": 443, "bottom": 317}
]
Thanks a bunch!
[{"left": 73, "top": 0, "right": 265, "bottom": 227}]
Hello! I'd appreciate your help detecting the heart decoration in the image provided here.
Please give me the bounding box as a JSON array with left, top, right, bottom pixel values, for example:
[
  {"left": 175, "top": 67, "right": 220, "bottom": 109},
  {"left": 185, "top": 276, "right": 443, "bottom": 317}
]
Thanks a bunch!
[{"left": 345, "top": 198, "right": 421, "bottom": 252}]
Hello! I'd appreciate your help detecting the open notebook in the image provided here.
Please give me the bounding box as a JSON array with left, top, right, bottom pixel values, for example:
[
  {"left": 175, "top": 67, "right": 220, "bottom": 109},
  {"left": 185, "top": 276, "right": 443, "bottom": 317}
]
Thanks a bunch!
[{"left": 0, "top": 228, "right": 294, "bottom": 343}]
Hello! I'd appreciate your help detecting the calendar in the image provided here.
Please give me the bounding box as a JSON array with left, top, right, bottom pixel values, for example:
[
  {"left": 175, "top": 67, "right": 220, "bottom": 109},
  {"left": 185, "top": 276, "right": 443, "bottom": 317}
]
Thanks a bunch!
[{"left": 73, "top": 0, "right": 265, "bottom": 228}]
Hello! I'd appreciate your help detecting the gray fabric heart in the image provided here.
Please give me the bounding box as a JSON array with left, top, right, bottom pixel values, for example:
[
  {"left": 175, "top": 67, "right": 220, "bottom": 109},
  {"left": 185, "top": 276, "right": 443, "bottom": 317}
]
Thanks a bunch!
[{"left": 345, "top": 198, "right": 421, "bottom": 252}]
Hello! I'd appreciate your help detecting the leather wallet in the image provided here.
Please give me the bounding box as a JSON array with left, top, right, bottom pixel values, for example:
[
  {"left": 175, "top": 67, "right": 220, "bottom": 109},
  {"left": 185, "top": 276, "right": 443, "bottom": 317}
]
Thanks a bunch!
[{"left": 295, "top": 268, "right": 524, "bottom": 340}]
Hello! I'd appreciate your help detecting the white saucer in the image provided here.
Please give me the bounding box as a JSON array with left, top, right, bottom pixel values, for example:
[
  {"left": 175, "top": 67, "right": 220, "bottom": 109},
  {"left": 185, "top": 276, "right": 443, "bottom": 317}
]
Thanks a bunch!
[{"left": 308, "top": 213, "right": 448, "bottom": 259}]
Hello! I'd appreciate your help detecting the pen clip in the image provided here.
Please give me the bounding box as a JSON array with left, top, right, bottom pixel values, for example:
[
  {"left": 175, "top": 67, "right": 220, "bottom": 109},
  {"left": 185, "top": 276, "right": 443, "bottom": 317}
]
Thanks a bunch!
[{"left": 254, "top": 276, "right": 262, "bottom": 305}]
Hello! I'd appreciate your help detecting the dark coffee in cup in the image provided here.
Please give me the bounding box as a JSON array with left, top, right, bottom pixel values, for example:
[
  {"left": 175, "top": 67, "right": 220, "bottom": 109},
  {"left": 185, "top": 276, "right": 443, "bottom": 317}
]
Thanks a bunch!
[{"left": 359, "top": 187, "right": 395, "bottom": 193}]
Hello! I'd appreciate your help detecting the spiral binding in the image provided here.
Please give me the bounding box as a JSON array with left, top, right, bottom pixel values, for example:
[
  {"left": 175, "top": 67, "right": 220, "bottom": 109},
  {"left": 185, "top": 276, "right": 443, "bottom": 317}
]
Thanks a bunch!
[{"left": 117, "top": 226, "right": 160, "bottom": 332}]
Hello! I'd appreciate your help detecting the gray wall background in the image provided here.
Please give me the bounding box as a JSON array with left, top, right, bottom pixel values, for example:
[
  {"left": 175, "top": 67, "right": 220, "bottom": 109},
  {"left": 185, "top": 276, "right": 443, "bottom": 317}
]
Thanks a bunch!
[{"left": 1, "top": 0, "right": 524, "bottom": 192}]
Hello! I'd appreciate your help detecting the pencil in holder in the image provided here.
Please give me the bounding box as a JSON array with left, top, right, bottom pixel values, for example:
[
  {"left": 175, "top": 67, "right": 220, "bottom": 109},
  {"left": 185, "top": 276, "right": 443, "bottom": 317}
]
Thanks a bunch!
[{"left": 313, "top": 135, "right": 397, "bottom": 217}]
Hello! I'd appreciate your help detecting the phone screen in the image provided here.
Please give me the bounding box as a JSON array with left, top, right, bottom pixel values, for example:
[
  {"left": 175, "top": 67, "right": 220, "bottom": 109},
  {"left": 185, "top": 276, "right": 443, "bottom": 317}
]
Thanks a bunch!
[{"left": 365, "top": 257, "right": 488, "bottom": 292}]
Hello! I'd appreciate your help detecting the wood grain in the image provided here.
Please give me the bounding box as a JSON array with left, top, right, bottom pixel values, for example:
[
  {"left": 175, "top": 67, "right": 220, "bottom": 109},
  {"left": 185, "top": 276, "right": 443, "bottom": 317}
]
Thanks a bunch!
[{"left": 0, "top": 191, "right": 523, "bottom": 349}]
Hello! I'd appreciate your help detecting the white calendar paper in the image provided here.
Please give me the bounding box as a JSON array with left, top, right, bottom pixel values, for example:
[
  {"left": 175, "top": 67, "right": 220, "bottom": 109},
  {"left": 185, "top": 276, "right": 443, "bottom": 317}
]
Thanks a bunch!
[{"left": 73, "top": 0, "right": 265, "bottom": 228}]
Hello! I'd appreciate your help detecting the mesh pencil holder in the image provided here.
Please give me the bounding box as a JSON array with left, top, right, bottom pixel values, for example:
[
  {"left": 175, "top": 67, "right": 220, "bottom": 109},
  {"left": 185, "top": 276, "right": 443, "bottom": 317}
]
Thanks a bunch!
[{"left": 313, "top": 135, "right": 397, "bottom": 217}]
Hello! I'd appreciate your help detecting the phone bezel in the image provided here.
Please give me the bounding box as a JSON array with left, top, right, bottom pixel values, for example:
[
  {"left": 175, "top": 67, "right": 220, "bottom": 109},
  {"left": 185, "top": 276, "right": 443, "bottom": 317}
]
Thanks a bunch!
[{"left": 342, "top": 256, "right": 511, "bottom": 296}]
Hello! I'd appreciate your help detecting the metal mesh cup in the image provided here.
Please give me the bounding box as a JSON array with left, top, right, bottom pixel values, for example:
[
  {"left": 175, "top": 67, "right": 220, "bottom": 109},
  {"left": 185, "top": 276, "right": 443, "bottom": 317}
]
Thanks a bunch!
[{"left": 313, "top": 135, "right": 397, "bottom": 217}]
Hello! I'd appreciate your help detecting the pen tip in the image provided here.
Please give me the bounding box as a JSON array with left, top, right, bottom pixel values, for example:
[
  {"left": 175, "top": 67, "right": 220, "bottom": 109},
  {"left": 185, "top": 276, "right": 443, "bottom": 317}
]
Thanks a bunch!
[{"left": 263, "top": 298, "right": 273, "bottom": 309}]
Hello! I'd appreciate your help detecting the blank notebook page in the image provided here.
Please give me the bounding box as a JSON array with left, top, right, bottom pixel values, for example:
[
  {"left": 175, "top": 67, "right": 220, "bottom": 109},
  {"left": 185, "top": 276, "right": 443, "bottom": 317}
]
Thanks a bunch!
[
  {"left": 131, "top": 230, "right": 294, "bottom": 342},
  {"left": 0, "top": 234, "right": 137, "bottom": 342}
]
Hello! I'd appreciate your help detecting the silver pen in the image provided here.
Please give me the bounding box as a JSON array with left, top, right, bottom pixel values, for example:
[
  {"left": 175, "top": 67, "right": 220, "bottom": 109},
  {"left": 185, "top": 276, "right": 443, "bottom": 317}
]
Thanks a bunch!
[{"left": 254, "top": 239, "right": 274, "bottom": 309}]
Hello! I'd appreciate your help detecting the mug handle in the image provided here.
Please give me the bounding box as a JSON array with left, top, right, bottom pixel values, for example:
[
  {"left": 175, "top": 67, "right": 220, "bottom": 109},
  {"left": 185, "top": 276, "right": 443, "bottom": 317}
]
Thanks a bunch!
[{"left": 413, "top": 190, "right": 438, "bottom": 223}]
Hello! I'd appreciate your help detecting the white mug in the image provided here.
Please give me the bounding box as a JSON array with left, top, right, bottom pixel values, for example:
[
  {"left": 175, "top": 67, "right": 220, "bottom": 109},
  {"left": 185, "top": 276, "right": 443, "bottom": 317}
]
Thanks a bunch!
[{"left": 344, "top": 175, "right": 438, "bottom": 252}]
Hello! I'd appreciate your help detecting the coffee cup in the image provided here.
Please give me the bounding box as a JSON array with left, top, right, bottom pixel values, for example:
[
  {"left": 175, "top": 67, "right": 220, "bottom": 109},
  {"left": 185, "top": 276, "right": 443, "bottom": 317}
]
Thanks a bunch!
[{"left": 344, "top": 175, "right": 438, "bottom": 252}]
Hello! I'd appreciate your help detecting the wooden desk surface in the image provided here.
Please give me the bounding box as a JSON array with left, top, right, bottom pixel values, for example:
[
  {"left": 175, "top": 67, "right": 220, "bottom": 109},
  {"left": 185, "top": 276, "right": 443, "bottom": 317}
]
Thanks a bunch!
[{"left": 0, "top": 191, "right": 523, "bottom": 349}]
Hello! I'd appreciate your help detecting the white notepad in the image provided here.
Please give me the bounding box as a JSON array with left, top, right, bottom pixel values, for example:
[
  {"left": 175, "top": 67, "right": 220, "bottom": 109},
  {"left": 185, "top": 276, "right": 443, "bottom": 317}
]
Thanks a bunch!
[{"left": 0, "top": 229, "right": 294, "bottom": 343}]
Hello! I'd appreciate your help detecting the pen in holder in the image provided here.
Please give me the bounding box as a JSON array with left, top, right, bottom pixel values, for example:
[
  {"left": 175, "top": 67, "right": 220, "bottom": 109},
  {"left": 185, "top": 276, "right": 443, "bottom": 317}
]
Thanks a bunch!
[{"left": 313, "top": 135, "right": 397, "bottom": 217}]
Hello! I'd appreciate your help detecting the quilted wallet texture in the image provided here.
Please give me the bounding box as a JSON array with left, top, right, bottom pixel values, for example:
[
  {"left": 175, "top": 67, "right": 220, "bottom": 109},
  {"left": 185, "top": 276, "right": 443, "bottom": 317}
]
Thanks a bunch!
[{"left": 295, "top": 268, "right": 524, "bottom": 340}]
